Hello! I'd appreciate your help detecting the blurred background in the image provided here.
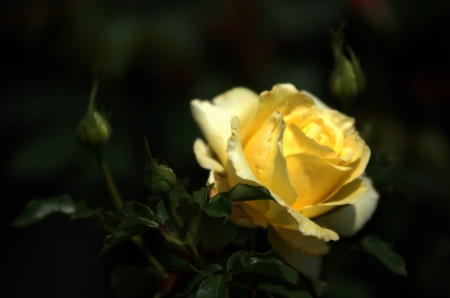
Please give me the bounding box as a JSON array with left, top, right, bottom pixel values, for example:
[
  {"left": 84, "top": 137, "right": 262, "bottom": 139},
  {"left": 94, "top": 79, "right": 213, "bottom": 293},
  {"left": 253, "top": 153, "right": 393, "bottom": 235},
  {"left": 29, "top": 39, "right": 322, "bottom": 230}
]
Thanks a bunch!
[{"left": 3, "top": 0, "right": 450, "bottom": 297}]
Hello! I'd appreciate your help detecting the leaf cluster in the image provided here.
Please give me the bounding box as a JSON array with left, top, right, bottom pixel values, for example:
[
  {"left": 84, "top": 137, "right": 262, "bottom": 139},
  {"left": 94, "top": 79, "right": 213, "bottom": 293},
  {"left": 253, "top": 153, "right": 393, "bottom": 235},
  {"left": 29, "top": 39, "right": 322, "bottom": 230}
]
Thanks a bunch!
[{"left": 165, "top": 250, "right": 312, "bottom": 298}]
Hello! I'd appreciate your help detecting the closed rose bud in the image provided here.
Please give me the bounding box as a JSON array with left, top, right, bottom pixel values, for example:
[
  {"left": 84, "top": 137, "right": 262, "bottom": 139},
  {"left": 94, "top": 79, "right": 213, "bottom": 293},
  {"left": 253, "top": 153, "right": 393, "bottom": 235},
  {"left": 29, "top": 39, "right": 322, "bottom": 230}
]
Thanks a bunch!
[
  {"left": 330, "top": 26, "right": 366, "bottom": 106},
  {"left": 142, "top": 138, "right": 177, "bottom": 195},
  {"left": 143, "top": 158, "right": 177, "bottom": 195},
  {"left": 77, "top": 76, "right": 111, "bottom": 148},
  {"left": 77, "top": 110, "right": 111, "bottom": 148}
]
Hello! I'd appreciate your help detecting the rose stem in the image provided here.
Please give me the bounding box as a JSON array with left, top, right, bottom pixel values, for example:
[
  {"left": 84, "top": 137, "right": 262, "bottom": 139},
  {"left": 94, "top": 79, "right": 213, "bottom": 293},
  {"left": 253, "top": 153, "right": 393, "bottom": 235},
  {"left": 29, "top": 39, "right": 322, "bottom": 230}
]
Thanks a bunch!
[{"left": 94, "top": 148, "right": 168, "bottom": 278}]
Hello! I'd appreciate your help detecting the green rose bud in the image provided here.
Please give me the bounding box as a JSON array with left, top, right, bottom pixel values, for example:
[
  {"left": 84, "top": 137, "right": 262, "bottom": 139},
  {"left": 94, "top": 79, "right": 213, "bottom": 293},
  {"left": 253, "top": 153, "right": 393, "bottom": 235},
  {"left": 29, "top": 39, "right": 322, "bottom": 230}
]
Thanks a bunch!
[
  {"left": 143, "top": 138, "right": 177, "bottom": 195},
  {"left": 77, "top": 110, "right": 111, "bottom": 148},
  {"left": 77, "top": 76, "right": 111, "bottom": 148},
  {"left": 143, "top": 161, "right": 177, "bottom": 195},
  {"left": 330, "top": 25, "right": 366, "bottom": 107}
]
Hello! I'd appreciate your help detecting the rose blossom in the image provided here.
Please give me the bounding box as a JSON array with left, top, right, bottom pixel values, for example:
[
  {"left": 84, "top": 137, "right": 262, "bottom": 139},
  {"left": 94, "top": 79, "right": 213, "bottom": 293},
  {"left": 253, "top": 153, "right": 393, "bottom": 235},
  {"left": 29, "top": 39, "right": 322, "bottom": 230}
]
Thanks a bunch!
[{"left": 191, "top": 83, "right": 379, "bottom": 277}]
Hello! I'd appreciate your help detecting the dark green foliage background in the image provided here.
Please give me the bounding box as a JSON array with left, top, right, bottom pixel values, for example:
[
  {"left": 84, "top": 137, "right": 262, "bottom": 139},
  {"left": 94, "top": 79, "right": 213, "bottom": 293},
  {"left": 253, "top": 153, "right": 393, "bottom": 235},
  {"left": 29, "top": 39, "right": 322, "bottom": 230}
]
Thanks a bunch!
[{"left": 3, "top": 0, "right": 450, "bottom": 297}]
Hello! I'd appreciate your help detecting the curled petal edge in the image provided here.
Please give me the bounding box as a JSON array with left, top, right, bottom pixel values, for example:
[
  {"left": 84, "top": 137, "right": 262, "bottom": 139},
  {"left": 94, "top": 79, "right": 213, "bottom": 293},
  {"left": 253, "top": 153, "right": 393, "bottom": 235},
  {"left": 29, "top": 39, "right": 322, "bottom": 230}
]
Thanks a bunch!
[
  {"left": 194, "top": 139, "right": 226, "bottom": 174},
  {"left": 313, "top": 175, "right": 379, "bottom": 237}
]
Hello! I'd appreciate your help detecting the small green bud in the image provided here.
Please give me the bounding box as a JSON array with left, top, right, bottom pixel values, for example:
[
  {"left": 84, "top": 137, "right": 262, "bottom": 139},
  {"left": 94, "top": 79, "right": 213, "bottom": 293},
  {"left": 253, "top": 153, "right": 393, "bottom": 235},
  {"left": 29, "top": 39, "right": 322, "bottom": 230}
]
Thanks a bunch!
[
  {"left": 143, "top": 161, "right": 177, "bottom": 195},
  {"left": 143, "top": 137, "right": 177, "bottom": 195},
  {"left": 77, "top": 110, "right": 111, "bottom": 147},
  {"left": 77, "top": 76, "right": 111, "bottom": 148},
  {"left": 330, "top": 25, "right": 366, "bottom": 106}
]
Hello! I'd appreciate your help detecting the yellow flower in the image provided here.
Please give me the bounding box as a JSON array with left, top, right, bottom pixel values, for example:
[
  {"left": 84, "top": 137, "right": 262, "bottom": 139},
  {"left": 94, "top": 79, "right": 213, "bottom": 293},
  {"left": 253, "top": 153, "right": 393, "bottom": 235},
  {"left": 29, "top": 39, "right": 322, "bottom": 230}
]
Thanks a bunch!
[{"left": 191, "top": 83, "right": 378, "bottom": 276}]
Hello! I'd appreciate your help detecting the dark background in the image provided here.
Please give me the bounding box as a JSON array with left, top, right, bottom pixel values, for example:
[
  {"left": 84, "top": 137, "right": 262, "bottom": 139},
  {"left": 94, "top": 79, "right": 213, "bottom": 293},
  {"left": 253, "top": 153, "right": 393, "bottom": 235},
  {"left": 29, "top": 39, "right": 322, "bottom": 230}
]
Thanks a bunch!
[{"left": 3, "top": 0, "right": 450, "bottom": 297}]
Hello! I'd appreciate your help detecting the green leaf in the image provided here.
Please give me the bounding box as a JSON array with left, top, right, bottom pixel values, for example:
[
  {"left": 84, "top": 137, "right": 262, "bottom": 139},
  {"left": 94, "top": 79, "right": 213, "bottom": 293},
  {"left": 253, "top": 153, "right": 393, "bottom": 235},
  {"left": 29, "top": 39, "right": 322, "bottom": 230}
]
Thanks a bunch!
[
  {"left": 192, "top": 185, "right": 213, "bottom": 207},
  {"left": 96, "top": 201, "right": 156, "bottom": 229},
  {"left": 11, "top": 195, "right": 75, "bottom": 227},
  {"left": 156, "top": 200, "right": 170, "bottom": 225},
  {"left": 360, "top": 235, "right": 407, "bottom": 276},
  {"left": 70, "top": 200, "right": 101, "bottom": 220},
  {"left": 196, "top": 217, "right": 239, "bottom": 252},
  {"left": 164, "top": 184, "right": 187, "bottom": 226},
  {"left": 227, "top": 250, "right": 299, "bottom": 285},
  {"left": 216, "top": 184, "right": 274, "bottom": 202},
  {"left": 111, "top": 266, "right": 160, "bottom": 298},
  {"left": 171, "top": 274, "right": 208, "bottom": 298},
  {"left": 120, "top": 201, "right": 156, "bottom": 222},
  {"left": 195, "top": 273, "right": 231, "bottom": 298},
  {"left": 257, "top": 280, "right": 313, "bottom": 298},
  {"left": 169, "top": 184, "right": 190, "bottom": 205},
  {"left": 96, "top": 211, "right": 127, "bottom": 229},
  {"left": 170, "top": 263, "right": 215, "bottom": 297},
  {"left": 100, "top": 217, "right": 158, "bottom": 256},
  {"left": 203, "top": 196, "right": 232, "bottom": 220}
]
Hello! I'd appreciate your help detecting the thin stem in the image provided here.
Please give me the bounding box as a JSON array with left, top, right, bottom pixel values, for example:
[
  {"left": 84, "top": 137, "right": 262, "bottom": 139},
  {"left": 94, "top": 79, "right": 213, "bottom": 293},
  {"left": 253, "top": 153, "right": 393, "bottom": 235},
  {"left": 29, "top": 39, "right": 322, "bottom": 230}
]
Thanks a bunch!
[
  {"left": 132, "top": 235, "right": 168, "bottom": 278},
  {"left": 94, "top": 149, "right": 123, "bottom": 209},
  {"left": 184, "top": 236, "right": 207, "bottom": 270}
]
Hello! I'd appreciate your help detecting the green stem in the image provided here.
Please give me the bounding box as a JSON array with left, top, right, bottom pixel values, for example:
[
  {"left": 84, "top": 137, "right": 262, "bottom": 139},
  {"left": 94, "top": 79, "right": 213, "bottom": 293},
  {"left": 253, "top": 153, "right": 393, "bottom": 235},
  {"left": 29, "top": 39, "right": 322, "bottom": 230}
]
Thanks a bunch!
[
  {"left": 132, "top": 235, "right": 168, "bottom": 278},
  {"left": 184, "top": 238, "right": 207, "bottom": 270},
  {"left": 94, "top": 149, "right": 123, "bottom": 209}
]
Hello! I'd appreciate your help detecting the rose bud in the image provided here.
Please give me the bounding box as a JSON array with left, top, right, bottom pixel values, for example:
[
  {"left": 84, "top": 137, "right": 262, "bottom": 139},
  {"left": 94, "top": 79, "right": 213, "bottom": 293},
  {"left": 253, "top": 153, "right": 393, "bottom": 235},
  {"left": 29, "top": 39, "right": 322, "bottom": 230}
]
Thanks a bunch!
[
  {"left": 77, "top": 77, "right": 111, "bottom": 148},
  {"left": 143, "top": 157, "right": 177, "bottom": 196},
  {"left": 77, "top": 109, "right": 111, "bottom": 148},
  {"left": 330, "top": 26, "right": 366, "bottom": 106}
]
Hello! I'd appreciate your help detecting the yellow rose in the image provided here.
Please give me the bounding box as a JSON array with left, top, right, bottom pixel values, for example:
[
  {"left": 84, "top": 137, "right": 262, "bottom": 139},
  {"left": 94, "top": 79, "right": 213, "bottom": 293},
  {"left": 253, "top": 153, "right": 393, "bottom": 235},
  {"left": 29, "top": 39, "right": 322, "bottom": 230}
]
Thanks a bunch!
[{"left": 191, "top": 83, "right": 378, "bottom": 277}]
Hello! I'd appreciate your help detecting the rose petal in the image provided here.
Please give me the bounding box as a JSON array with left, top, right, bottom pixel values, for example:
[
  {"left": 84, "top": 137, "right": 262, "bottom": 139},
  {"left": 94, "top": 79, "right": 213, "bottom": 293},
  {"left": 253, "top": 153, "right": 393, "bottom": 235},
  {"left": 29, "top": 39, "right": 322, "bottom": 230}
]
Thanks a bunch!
[
  {"left": 321, "top": 110, "right": 356, "bottom": 136},
  {"left": 194, "top": 139, "right": 226, "bottom": 174},
  {"left": 279, "top": 91, "right": 315, "bottom": 117},
  {"left": 300, "top": 90, "right": 331, "bottom": 110},
  {"left": 345, "top": 142, "right": 371, "bottom": 183},
  {"left": 244, "top": 111, "right": 297, "bottom": 206},
  {"left": 242, "top": 84, "right": 299, "bottom": 145},
  {"left": 243, "top": 112, "right": 282, "bottom": 179},
  {"left": 286, "top": 153, "right": 352, "bottom": 209},
  {"left": 211, "top": 87, "right": 259, "bottom": 131},
  {"left": 300, "top": 90, "right": 356, "bottom": 136},
  {"left": 227, "top": 116, "right": 272, "bottom": 215},
  {"left": 299, "top": 178, "right": 369, "bottom": 218},
  {"left": 269, "top": 225, "right": 331, "bottom": 257},
  {"left": 207, "top": 170, "right": 231, "bottom": 194},
  {"left": 321, "top": 178, "right": 369, "bottom": 205},
  {"left": 283, "top": 122, "right": 336, "bottom": 158},
  {"left": 191, "top": 87, "right": 259, "bottom": 165},
  {"left": 313, "top": 175, "right": 379, "bottom": 236},
  {"left": 230, "top": 203, "right": 269, "bottom": 228}
]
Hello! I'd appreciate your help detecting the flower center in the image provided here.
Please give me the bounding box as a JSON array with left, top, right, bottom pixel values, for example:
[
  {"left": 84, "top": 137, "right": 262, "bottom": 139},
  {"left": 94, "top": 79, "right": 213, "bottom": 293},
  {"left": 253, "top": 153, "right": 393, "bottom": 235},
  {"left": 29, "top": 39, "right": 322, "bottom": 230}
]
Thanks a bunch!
[{"left": 303, "top": 119, "right": 330, "bottom": 147}]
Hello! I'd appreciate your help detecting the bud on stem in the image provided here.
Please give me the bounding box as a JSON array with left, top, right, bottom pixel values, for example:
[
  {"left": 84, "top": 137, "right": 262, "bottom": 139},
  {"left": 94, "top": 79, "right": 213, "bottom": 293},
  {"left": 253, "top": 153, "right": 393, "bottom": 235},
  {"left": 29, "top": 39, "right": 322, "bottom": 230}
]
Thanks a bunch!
[
  {"left": 143, "top": 136, "right": 177, "bottom": 195},
  {"left": 330, "top": 25, "right": 366, "bottom": 109},
  {"left": 77, "top": 77, "right": 111, "bottom": 148}
]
